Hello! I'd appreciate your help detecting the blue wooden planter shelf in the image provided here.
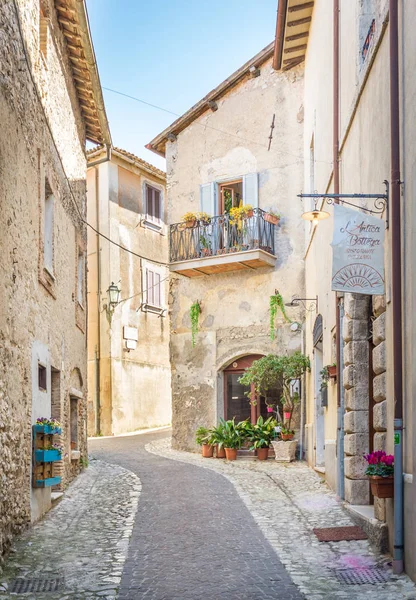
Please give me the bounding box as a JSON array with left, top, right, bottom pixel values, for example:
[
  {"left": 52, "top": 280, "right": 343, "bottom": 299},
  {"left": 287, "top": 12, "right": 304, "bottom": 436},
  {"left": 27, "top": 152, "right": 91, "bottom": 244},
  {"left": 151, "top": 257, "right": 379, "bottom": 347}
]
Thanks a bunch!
[
  {"left": 35, "top": 449, "right": 62, "bottom": 463},
  {"left": 34, "top": 424, "right": 62, "bottom": 435},
  {"left": 34, "top": 477, "right": 61, "bottom": 488}
]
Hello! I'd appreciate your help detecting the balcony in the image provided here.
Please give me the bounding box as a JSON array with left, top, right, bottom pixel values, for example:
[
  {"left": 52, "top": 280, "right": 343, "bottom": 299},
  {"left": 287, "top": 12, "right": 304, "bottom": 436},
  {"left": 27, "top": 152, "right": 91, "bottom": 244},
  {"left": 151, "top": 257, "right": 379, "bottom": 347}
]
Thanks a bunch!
[{"left": 169, "top": 208, "right": 277, "bottom": 277}]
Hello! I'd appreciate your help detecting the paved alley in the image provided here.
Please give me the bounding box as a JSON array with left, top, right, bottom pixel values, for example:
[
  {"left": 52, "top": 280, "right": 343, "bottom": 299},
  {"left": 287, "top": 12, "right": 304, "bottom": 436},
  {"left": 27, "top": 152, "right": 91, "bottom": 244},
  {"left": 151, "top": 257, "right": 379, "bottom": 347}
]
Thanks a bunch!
[{"left": 1, "top": 431, "right": 416, "bottom": 599}]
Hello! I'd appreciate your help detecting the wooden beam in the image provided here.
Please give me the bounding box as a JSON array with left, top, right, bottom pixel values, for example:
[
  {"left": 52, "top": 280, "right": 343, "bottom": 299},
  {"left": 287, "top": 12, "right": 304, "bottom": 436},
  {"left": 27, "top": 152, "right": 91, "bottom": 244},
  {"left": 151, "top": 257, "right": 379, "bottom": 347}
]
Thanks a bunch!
[
  {"left": 283, "top": 55, "right": 306, "bottom": 64},
  {"left": 284, "top": 44, "right": 308, "bottom": 53},
  {"left": 283, "top": 57, "right": 305, "bottom": 70},
  {"left": 287, "top": 16, "right": 312, "bottom": 27},
  {"left": 285, "top": 31, "right": 309, "bottom": 41},
  {"left": 288, "top": 1, "right": 314, "bottom": 12}
]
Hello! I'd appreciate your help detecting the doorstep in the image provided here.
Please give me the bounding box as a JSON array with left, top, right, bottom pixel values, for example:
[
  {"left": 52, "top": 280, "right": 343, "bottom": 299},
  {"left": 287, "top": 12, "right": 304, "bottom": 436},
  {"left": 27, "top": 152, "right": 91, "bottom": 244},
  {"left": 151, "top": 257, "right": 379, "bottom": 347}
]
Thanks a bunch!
[
  {"left": 344, "top": 503, "right": 389, "bottom": 553},
  {"left": 51, "top": 492, "right": 63, "bottom": 505}
]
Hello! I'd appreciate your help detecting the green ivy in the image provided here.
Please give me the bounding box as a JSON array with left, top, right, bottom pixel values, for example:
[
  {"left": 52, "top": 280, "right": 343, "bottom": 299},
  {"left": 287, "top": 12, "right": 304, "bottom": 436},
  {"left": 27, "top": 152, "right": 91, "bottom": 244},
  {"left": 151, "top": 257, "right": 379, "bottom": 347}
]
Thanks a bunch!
[
  {"left": 269, "top": 293, "right": 292, "bottom": 340},
  {"left": 190, "top": 301, "right": 201, "bottom": 347}
]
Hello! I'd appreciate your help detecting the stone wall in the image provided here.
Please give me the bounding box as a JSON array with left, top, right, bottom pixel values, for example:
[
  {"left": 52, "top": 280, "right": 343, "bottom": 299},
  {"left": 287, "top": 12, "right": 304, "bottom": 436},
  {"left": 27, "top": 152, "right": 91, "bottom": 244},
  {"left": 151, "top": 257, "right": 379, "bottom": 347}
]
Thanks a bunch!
[
  {"left": 0, "top": 0, "right": 88, "bottom": 563},
  {"left": 372, "top": 294, "right": 387, "bottom": 521},
  {"left": 343, "top": 293, "right": 370, "bottom": 505}
]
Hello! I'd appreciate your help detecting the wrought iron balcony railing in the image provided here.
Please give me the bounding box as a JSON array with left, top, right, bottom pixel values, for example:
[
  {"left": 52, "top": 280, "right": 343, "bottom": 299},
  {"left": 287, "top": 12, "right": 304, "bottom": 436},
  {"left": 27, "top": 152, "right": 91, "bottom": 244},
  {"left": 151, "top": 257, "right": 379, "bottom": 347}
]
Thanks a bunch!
[{"left": 170, "top": 208, "right": 276, "bottom": 263}]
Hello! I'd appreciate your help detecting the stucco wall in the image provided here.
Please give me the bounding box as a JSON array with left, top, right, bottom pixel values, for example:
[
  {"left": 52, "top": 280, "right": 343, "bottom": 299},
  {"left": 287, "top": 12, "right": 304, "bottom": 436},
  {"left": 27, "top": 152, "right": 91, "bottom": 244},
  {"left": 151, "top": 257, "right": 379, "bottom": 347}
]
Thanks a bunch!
[
  {"left": 87, "top": 156, "right": 171, "bottom": 436},
  {"left": 0, "top": 0, "right": 88, "bottom": 562},
  {"left": 302, "top": 0, "right": 416, "bottom": 579},
  {"left": 166, "top": 58, "right": 306, "bottom": 451}
]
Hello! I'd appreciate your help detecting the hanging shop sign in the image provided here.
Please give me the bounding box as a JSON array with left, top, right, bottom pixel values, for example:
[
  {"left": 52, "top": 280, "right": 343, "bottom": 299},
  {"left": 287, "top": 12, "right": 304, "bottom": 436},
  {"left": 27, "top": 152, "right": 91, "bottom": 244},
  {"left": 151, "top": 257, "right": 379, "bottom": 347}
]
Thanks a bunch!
[{"left": 331, "top": 204, "right": 385, "bottom": 295}]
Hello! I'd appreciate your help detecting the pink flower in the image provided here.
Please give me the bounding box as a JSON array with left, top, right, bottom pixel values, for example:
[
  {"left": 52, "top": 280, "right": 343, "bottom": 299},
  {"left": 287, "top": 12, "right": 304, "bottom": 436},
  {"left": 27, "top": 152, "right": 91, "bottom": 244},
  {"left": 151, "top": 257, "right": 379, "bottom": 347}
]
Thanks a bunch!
[{"left": 381, "top": 454, "right": 394, "bottom": 466}]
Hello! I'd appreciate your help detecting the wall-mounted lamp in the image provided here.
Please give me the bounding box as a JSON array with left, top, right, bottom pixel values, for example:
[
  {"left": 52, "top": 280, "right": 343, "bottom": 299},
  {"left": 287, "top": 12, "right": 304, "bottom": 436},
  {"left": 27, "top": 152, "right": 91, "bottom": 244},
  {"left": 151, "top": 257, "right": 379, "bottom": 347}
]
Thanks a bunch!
[
  {"left": 104, "top": 281, "right": 121, "bottom": 322},
  {"left": 285, "top": 295, "right": 318, "bottom": 312}
]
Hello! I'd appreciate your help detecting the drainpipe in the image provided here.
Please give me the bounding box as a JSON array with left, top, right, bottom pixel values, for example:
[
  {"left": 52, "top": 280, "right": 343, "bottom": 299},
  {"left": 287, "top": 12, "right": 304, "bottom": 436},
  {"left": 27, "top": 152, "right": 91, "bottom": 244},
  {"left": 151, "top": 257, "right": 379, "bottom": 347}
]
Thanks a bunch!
[
  {"left": 337, "top": 299, "right": 345, "bottom": 499},
  {"left": 389, "top": 0, "right": 404, "bottom": 575},
  {"left": 94, "top": 165, "right": 101, "bottom": 435},
  {"left": 333, "top": 0, "right": 344, "bottom": 498}
]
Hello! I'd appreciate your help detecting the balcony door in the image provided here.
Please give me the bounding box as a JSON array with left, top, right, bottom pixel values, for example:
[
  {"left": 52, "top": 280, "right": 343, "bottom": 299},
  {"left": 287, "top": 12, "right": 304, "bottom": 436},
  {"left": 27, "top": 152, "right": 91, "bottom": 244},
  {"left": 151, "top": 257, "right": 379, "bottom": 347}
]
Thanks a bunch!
[{"left": 219, "top": 180, "right": 243, "bottom": 213}]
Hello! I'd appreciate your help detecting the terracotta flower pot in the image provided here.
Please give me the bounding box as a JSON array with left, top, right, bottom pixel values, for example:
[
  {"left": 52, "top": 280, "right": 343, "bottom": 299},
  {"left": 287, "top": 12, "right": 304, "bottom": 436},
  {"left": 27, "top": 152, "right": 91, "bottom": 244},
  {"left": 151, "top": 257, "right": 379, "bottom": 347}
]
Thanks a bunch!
[
  {"left": 281, "top": 433, "right": 294, "bottom": 442},
  {"left": 201, "top": 444, "right": 214, "bottom": 458},
  {"left": 328, "top": 365, "right": 337, "bottom": 378},
  {"left": 256, "top": 447, "right": 269, "bottom": 460},
  {"left": 264, "top": 213, "right": 280, "bottom": 225},
  {"left": 224, "top": 447, "right": 237, "bottom": 461},
  {"left": 216, "top": 446, "right": 226, "bottom": 459},
  {"left": 245, "top": 210, "right": 254, "bottom": 218},
  {"left": 185, "top": 219, "right": 196, "bottom": 228},
  {"left": 370, "top": 475, "right": 394, "bottom": 498}
]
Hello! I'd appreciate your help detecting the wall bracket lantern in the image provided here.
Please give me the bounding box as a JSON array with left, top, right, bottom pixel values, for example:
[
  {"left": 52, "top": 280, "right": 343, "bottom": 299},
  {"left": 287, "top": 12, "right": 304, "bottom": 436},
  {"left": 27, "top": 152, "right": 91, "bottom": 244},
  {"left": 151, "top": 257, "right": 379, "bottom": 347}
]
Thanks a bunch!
[
  {"left": 285, "top": 295, "right": 318, "bottom": 312},
  {"left": 104, "top": 281, "right": 121, "bottom": 322},
  {"left": 298, "top": 180, "right": 389, "bottom": 228}
]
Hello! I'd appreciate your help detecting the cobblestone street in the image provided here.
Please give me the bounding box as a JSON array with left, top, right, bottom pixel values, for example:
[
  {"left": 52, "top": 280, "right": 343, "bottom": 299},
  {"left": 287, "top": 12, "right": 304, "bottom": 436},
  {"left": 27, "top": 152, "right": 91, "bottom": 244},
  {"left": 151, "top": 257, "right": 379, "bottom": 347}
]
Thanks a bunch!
[{"left": 1, "top": 430, "right": 416, "bottom": 599}]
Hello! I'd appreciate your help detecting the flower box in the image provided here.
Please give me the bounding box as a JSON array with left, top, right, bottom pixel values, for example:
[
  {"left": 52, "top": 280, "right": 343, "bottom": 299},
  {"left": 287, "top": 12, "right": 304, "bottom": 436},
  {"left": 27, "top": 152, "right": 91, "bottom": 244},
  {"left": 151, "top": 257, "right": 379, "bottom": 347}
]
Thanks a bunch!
[
  {"left": 327, "top": 365, "right": 337, "bottom": 378},
  {"left": 370, "top": 476, "right": 394, "bottom": 498},
  {"left": 35, "top": 449, "right": 62, "bottom": 463},
  {"left": 34, "top": 424, "right": 62, "bottom": 435},
  {"left": 34, "top": 476, "right": 61, "bottom": 488},
  {"left": 264, "top": 213, "right": 280, "bottom": 225}
]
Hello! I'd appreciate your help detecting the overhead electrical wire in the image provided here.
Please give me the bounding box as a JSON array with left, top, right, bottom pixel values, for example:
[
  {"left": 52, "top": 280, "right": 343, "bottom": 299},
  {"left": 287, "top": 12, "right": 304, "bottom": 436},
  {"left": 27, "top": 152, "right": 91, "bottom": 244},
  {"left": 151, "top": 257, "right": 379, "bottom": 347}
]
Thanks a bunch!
[{"left": 11, "top": 0, "right": 169, "bottom": 268}]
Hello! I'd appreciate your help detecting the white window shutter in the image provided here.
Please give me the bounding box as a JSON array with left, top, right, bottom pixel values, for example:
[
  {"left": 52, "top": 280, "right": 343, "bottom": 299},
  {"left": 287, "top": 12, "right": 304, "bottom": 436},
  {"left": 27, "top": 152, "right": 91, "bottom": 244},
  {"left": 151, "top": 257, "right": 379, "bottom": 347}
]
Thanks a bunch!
[
  {"left": 243, "top": 173, "right": 258, "bottom": 208},
  {"left": 200, "top": 183, "right": 216, "bottom": 217}
]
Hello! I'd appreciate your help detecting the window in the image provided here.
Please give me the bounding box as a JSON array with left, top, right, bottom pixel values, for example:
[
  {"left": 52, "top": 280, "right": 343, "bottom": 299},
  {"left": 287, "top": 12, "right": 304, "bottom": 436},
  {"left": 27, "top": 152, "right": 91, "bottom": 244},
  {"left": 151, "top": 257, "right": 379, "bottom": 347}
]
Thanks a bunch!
[
  {"left": 77, "top": 251, "right": 84, "bottom": 305},
  {"left": 39, "top": 6, "right": 48, "bottom": 60},
  {"left": 38, "top": 364, "right": 47, "bottom": 391},
  {"left": 146, "top": 268, "right": 161, "bottom": 307},
  {"left": 44, "top": 183, "right": 54, "bottom": 273},
  {"left": 145, "top": 184, "right": 161, "bottom": 223}
]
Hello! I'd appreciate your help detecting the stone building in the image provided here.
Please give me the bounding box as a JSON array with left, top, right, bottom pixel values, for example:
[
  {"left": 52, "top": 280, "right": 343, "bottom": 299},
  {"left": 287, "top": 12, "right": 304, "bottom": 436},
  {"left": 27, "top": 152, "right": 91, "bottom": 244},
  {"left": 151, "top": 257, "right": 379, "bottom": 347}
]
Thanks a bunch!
[
  {"left": 86, "top": 147, "right": 171, "bottom": 436},
  {"left": 273, "top": 0, "right": 416, "bottom": 580},
  {"left": 147, "top": 43, "right": 306, "bottom": 451},
  {"left": 0, "top": 0, "right": 110, "bottom": 561}
]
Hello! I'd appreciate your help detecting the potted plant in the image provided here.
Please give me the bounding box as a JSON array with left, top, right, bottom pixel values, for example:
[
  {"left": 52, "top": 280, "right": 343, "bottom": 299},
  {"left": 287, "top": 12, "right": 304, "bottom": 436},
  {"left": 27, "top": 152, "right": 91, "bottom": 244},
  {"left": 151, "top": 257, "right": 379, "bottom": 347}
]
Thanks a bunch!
[
  {"left": 209, "top": 421, "right": 227, "bottom": 458},
  {"left": 364, "top": 451, "right": 394, "bottom": 498},
  {"left": 280, "top": 426, "right": 295, "bottom": 442},
  {"left": 196, "top": 211, "right": 211, "bottom": 225},
  {"left": 181, "top": 211, "right": 198, "bottom": 228},
  {"left": 195, "top": 426, "right": 214, "bottom": 458},
  {"left": 222, "top": 418, "right": 244, "bottom": 460},
  {"left": 229, "top": 204, "right": 254, "bottom": 225},
  {"left": 248, "top": 416, "right": 277, "bottom": 460},
  {"left": 266, "top": 402, "right": 274, "bottom": 414},
  {"left": 264, "top": 211, "right": 280, "bottom": 225},
  {"left": 328, "top": 363, "right": 337, "bottom": 378},
  {"left": 200, "top": 235, "right": 212, "bottom": 257}
]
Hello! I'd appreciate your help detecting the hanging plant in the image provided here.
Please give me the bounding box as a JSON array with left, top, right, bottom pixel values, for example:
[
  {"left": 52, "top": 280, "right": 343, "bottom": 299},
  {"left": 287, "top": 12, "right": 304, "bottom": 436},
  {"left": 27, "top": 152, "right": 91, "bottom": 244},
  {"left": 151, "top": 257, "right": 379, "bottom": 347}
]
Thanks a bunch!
[
  {"left": 190, "top": 301, "right": 201, "bottom": 347},
  {"left": 269, "top": 292, "right": 292, "bottom": 340}
]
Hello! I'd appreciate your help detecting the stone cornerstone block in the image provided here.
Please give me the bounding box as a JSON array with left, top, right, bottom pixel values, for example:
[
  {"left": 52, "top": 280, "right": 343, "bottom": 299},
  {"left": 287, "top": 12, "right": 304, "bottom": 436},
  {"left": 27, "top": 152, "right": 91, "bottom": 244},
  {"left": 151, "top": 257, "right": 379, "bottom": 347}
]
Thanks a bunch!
[
  {"left": 344, "top": 293, "right": 370, "bottom": 320},
  {"left": 345, "top": 455, "right": 368, "bottom": 479},
  {"left": 373, "top": 372, "right": 386, "bottom": 403},
  {"left": 343, "top": 317, "right": 368, "bottom": 343},
  {"left": 373, "top": 312, "right": 386, "bottom": 346},
  {"left": 344, "top": 410, "right": 369, "bottom": 434},
  {"left": 345, "top": 387, "right": 369, "bottom": 411},
  {"left": 374, "top": 497, "right": 386, "bottom": 522},
  {"left": 374, "top": 400, "right": 387, "bottom": 431},
  {"left": 373, "top": 294, "right": 386, "bottom": 317},
  {"left": 344, "top": 341, "right": 369, "bottom": 367},
  {"left": 344, "top": 477, "right": 370, "bottom": 505},
  {"left": 374, "top": 432, "right": 387, "bottom": 451},
  {"left": 344, "top": 433, "right": 369, "bottom": 456},
  {"left": 343, "top": 364, "right": 355, "bottom": 389},
  {"left": 373, "top": 341, "right": 386, "bottom": 375}
]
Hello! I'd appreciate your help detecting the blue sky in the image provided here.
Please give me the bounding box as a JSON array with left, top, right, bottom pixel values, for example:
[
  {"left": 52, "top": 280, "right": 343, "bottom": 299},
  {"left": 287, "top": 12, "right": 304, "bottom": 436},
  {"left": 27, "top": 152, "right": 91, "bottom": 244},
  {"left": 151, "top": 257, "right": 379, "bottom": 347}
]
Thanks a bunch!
[{"left": 86, "top": 0, "right": 277, "bottom": 170}]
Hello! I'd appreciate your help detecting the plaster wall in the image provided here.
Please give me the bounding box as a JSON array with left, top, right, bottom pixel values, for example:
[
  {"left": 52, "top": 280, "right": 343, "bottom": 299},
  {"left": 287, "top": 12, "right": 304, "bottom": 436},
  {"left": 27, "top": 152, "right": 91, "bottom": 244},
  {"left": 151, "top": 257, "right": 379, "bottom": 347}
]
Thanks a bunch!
[
  {"left": 0, "top": 0, "right": 88, "bottom": 561},
  {"left": 166, "top": 58, "right": 306, "bottom": 451},
  {"left": 302, "top": 0, "right": 416, "bottom": 579},
  {"left": 87, "top": 156, "right": 171, "bottom": 436}
]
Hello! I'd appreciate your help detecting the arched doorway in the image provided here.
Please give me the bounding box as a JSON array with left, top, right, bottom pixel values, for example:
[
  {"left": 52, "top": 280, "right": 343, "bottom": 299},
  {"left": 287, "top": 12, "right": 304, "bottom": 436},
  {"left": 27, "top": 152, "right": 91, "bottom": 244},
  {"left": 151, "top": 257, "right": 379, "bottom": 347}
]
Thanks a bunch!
[{"left": 223, "top": 355, "right": 280, "bottom": 424}]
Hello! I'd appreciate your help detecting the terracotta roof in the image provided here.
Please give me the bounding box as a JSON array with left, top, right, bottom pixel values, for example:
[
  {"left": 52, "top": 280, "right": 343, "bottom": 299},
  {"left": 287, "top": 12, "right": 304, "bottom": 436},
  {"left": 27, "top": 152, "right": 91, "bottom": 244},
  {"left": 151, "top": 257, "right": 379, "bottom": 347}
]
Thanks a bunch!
[
  {"left": 54, "top": 0, "right": 111, "bottom": 145},
  {"left": 273, "top": 0, "right": 314, "bottom": 71},
  {"left": 146, "top": 42, "right": 275, "bottom": 157},
  {"left": 87, "top": 146, "right": 166, "bottom": 180}
]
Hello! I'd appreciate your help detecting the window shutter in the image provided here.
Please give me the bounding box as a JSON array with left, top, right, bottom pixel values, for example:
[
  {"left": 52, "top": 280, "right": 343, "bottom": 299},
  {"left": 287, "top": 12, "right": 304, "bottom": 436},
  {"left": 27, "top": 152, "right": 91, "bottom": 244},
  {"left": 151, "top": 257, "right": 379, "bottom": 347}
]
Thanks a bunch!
[
  {"left": 243, "top": 173, "right": 258, "bottom": 208},
  {"left": 146, "top": 185, "right": 153, "bottom": 219},
  {"left": 154, "top": 190, "right": 160, "bottom": 221},
  {"left": 155, "top": 272, "right": 161, "bottom": 307},
  {"left": 200, "top": 183, "right": 216, "bottom": 217}
]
